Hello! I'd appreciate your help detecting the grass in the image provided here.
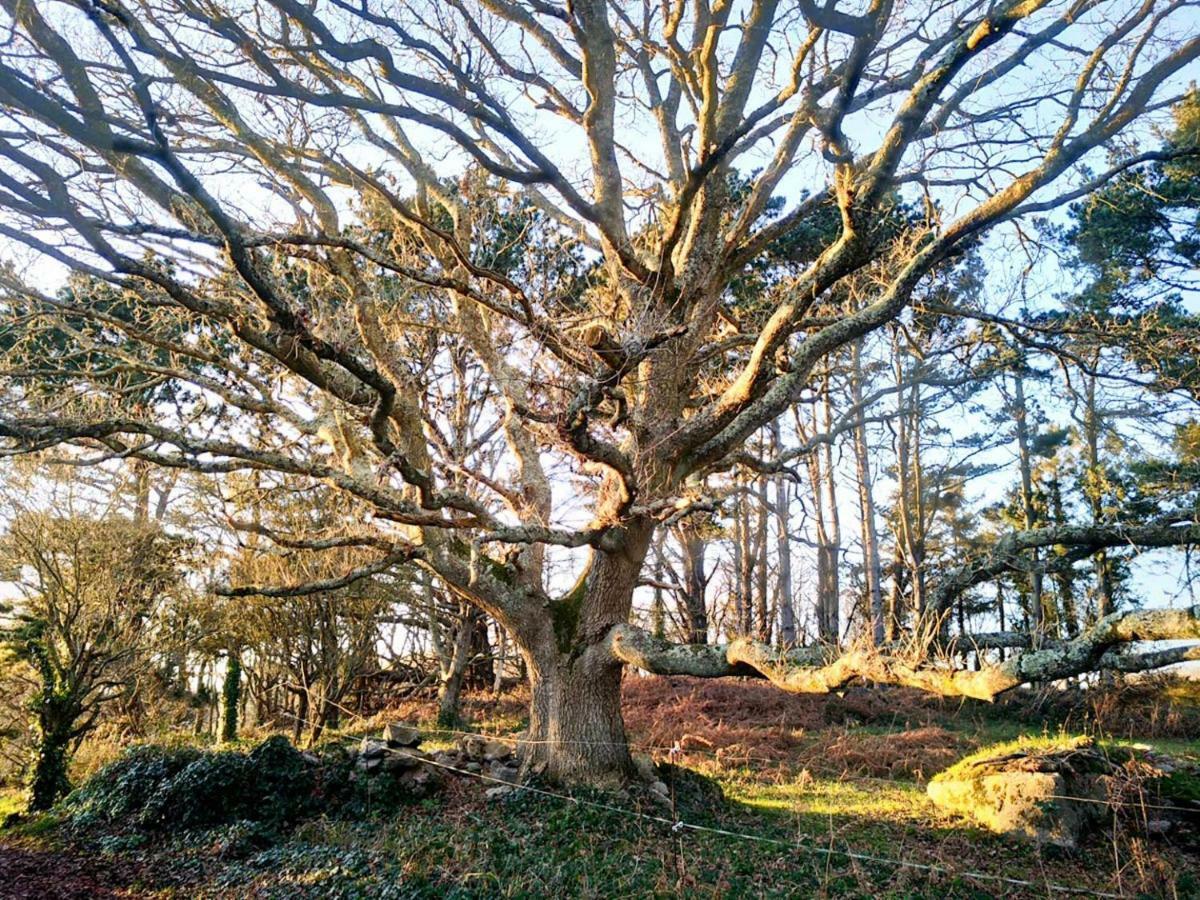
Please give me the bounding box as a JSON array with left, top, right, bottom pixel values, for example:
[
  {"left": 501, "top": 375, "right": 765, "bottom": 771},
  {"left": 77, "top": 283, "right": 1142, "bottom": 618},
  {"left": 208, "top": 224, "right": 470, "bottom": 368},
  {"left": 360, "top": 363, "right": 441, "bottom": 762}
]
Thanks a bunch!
[
  {"left": 2, "top": 678, "right": 1198, "bottom": 898},
  {"left": 0, "top": 787, "right": 23, "bottom": 820}
]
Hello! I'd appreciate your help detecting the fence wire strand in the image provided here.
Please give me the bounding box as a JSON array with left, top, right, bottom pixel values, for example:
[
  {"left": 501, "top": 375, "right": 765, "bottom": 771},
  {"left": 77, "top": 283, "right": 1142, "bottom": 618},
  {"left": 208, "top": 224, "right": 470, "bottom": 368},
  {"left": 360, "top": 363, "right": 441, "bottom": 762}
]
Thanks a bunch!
[
  {"left": 240, "top": 701, "right": 1189, "bottom": 896},
  {"left": 398, "top": 748, "right": 1126, "bottom": 899}
]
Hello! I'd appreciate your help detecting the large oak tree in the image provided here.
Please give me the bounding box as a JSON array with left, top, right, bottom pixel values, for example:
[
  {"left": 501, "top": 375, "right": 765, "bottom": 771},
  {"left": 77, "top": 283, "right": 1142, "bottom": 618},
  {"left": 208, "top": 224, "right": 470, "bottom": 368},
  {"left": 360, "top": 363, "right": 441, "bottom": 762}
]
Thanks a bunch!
[{"left": 0, "top": 0, "right": 1199, "bottom": 783}]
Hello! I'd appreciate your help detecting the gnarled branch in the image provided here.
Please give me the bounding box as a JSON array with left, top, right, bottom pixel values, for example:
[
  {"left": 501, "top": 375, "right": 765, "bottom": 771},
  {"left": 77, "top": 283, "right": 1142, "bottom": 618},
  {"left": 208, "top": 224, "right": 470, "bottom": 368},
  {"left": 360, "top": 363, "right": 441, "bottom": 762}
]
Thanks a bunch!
[{"left": 607, "top": 604, "right": 1200, "bottom": 702}]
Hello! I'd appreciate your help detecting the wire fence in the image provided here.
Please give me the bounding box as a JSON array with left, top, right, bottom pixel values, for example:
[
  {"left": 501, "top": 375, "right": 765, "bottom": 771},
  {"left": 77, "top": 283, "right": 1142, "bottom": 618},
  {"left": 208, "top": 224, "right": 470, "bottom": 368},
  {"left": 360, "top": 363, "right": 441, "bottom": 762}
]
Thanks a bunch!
[
  {"left": 234, "top": 698, "right": 1192, "bottom": 897},
  {"left": 417, "top": 723, "right": 1199, "bottom": 818},
  {"left": 397, "top": 747, "right": 1127, "bottom": 899},
  {"left": 293, "top": 692, "right": 1198, "bottom": 818}
]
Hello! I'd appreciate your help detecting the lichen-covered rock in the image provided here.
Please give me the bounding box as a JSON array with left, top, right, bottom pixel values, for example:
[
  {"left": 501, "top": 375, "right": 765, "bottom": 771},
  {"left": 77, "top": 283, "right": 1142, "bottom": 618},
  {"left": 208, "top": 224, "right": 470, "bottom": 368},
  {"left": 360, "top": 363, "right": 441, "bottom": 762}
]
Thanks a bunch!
[
  {"left": 358, "top": 738, "right": 389, "bottom": 759},
  {"left": 456, "top": 735, "right": 514, "bottom": 763},
  {"left": 382, "top": 723, "right": 421, "bottom": 748},
  {"left": 927, "top": 737, "right": 1115, "bottom": 849}
]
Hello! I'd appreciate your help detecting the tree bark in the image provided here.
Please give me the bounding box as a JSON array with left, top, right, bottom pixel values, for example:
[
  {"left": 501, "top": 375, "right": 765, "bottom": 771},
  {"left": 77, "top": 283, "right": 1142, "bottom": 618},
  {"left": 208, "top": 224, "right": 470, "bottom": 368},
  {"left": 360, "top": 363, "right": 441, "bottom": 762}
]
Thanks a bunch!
[
  {"left": 510, "top": 519, "right": 653, "bottom": 784},
  {"left": 221, "top": 652, "right": 240, "bottom": 743},
  {"left": 29, "top": 696, "right": 76, "bottom": 812},
  {"left": 754, "top": 472, "right": 771, "bottom": 643},
  {"left": 805, "top": 407, "right": 837, "bottom": 643},
  {"left": 1012, "top": 373, "right": 1046, "bottom": 632},
  {"left": 520, "top": 644, "right": 632, "bottom": 784},
  {"left": 772, "top": 421, "right": 796, "bottom": 645},
  {"left": 675, "top": 520, "right": 710, "bottom": 643},
  {"left": 1083, "top": 368, "right": 1116, "bottom": 618},
  {"left": 820, "top": 379, "right": 842, "bottom": 643},
  {"left": 609, "top": 603, "right": 1200, "bottom": 702},
  {"left": 436, "top": 633, "right": 470, "bottom": 729},
  {"left": 851, "top": 340, "right": 884, "bottom": 645}
]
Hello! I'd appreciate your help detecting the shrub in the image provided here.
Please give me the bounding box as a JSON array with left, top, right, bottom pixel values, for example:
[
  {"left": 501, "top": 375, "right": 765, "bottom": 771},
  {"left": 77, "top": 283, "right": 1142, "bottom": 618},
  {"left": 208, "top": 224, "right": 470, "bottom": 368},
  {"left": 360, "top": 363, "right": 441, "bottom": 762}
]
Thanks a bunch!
[
  {"left": 140, "top": 750, "right": 257, "bottom": 828},
  {"left": 64, "top": 736, "right": 319, "bottom": 831},
  {"left": 247, "top": 735, "right": 317, "bottom": 822},
  {"left": 66, "top": 744, "right": 203, "bottom": 827}
]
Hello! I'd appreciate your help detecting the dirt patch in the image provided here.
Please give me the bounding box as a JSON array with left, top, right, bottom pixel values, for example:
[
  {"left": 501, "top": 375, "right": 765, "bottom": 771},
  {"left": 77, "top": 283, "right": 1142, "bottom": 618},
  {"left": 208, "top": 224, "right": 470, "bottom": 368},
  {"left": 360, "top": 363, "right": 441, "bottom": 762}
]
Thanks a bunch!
[{"left": 0, "top": 839, "right": 143, "bottom": 898}]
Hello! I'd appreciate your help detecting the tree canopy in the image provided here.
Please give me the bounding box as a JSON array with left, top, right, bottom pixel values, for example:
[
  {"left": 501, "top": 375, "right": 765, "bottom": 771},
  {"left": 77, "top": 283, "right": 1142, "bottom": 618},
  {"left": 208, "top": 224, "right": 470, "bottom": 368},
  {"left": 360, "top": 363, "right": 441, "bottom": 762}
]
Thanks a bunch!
[{"left": 0, "top": 0, "right": 1198, "bottom": 784}]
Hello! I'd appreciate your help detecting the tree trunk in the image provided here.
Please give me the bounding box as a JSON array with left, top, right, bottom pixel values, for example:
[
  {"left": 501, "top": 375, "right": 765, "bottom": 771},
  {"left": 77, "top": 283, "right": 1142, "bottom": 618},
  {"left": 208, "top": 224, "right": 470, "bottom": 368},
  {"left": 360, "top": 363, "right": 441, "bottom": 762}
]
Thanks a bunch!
[
  {"left": 675, "top": 521, "right": 709, "bottom": 643},
  {"left": 734, "top": 479, "right": 753, "bottom": 635},
  {"left": 805, "top": 414, "right": 836, "bottom": 643},
  {"left": 895, "top": 352, "right": 927, "bottom": 629},
  {"left": 1083, "top": 369, "right": 1115, "bottom": 618},
  {"left": 1048, "top": 473, "right": 1080, "bottom": 637},
  {"left": 436, "top": 602, "right": 478, "bottom": 727},
  {"left": 464, "top": 611, "right": 494, "bottom": 690},
  {"left": 821, "top": 376, "right": 842, "bottom": 644},
  {"left": 1013, "top": 374, "right": 1045, "bottom": 632},
  {"left": 292, "top": 688, "right": 308, "bottom": 745},
  {"left": 513, "top": 521, "right": 652, "bottom": 785},
  {"left": 887, "top": 543, "right": 904, "bottom": 642},
  {"left": 772, "top": 421, "right": 796, "bottom": 645},
  {"left": 28, "top": 697, "right": 76, "bottom": 812},
  {"left": 754, "top": 473, "right": 771, "bottom": 643},
  {"left": 852, "top": 340, "right": 885, "bottom": 646},
  {"left": 493, "top": 627, "right": 508, "bottom": 695},
  {"left": 520, "top": 646, "right": 632, "bottom": 785},
  {"left": 221, "top": 652, "right": 241, "bottom": 743}
]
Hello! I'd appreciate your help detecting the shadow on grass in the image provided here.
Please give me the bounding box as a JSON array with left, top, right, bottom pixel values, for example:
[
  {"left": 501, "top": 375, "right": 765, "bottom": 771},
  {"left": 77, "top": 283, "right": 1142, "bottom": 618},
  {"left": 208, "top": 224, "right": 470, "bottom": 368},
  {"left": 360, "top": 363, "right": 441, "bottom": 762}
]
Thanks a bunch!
[{"left": 30, "top": 758, "right": 1190, "bottom": 899}]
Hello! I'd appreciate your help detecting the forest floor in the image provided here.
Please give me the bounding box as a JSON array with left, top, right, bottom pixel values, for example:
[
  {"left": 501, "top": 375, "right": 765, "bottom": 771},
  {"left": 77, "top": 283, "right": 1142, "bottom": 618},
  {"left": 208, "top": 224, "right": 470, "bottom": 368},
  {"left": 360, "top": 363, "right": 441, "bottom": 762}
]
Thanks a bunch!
[{"left": 1, "top": 676, "right": 1198, "bottom": 898}]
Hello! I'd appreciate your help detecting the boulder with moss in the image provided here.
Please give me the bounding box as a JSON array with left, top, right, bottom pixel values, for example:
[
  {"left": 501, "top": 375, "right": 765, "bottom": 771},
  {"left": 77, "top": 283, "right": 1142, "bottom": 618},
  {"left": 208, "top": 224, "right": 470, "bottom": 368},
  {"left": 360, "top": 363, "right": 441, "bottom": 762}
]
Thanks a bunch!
[{"left": 927, "top": 736, "right": 1121, "bottom": 849}]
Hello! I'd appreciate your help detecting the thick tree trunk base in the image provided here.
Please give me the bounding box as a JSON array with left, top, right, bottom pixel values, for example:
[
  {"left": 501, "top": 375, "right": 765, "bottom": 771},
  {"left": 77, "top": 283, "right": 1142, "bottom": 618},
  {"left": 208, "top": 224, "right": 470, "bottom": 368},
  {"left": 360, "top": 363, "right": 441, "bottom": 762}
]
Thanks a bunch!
[{"left": 519, "top": 654, "right": 634, "bottom": 787}]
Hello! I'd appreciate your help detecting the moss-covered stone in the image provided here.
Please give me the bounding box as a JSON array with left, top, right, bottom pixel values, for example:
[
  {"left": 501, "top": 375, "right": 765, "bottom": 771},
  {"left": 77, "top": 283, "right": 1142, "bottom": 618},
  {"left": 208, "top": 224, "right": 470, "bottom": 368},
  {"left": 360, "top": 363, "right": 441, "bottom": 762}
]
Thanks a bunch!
[{"left": 927, "top": 736, "right": 1116, "bottom": 849}]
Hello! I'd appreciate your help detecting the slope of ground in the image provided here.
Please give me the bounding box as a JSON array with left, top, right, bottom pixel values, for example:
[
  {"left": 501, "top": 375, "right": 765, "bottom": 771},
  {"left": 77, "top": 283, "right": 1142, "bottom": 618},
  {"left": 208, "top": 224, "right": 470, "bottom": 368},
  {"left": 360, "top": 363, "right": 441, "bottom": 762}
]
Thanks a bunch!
[{"left": 1, "top": 676, "right": 1197, "bottom": 898}]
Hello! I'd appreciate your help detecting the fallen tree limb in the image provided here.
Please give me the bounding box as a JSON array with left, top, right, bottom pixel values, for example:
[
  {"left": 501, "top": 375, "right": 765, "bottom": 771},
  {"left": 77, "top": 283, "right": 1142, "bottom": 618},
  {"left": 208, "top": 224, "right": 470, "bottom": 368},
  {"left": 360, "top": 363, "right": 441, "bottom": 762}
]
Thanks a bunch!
[{"left": 606, "top": 605, "right": 1200, "bottom": 702}]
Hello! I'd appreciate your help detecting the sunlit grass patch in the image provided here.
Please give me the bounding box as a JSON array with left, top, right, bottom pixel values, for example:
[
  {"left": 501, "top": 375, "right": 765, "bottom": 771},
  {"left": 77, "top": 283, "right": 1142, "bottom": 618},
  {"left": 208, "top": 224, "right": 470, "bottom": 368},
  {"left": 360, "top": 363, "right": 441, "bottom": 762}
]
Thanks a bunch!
[
  {"left": 0, "top": 787, "right": 24, "bottom": 821},
  {"left": 730, "top": 776, "right": 930, "bottom": 823}
]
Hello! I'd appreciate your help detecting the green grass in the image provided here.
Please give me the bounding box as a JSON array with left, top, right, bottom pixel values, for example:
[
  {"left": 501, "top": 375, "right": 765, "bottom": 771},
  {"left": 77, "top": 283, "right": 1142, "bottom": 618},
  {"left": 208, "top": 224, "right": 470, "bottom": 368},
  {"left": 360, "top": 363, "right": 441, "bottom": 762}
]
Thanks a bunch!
[
  {"left": 39, "top": 731, "right": 1187, "bottom": 898},
  {"left": 0, "top": 787, "right": 24, "bottom": 820}
]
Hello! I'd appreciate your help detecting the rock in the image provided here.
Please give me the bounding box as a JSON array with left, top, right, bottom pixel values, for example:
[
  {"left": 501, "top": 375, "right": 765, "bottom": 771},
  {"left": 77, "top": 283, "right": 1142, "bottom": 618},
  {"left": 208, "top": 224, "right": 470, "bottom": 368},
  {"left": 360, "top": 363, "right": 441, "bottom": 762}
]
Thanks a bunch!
[
  {"left": 1146, "top": 819, "right": 1174, "bottom": 835},
  {"left": 457, "top": 735, "right": 514, "bottom": 762},
  {"left": 355, "top": 754, "right": 384, "bottom": 773},
  {"left": 456, "top": 735, "right": 486, "bottom": 760},
  {"left": 381, "top": 749, "right": 424, "bottom": 772},
  {"left": 649, "top": 780, "right": 670, "bottom": 799},
  {"left": 482, "top": 740, "right": 513, "bottom": 762},
  {"left": 300, "top": 752, "right": 320, "bottom": 766},
  {"left": 359, "top": 737, "right": 389, "bottom": 759},
  {"left": 465, "top": 762, "right": 482, "bottom": 774},
  {"left": 632, "top": 753, "right": 657, "bottom": 783},
  {"left": 927, "top": 739, "right": 1115, "bottom": 850},
  {"left": 488, "top": 760, "right": 520, "bottom": 784},
  {"left": 382, "top": 723, "right": 421, "bottom": 748},
  {"left": 485, "top": 785, "right": 514, "bottom": 800}
]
